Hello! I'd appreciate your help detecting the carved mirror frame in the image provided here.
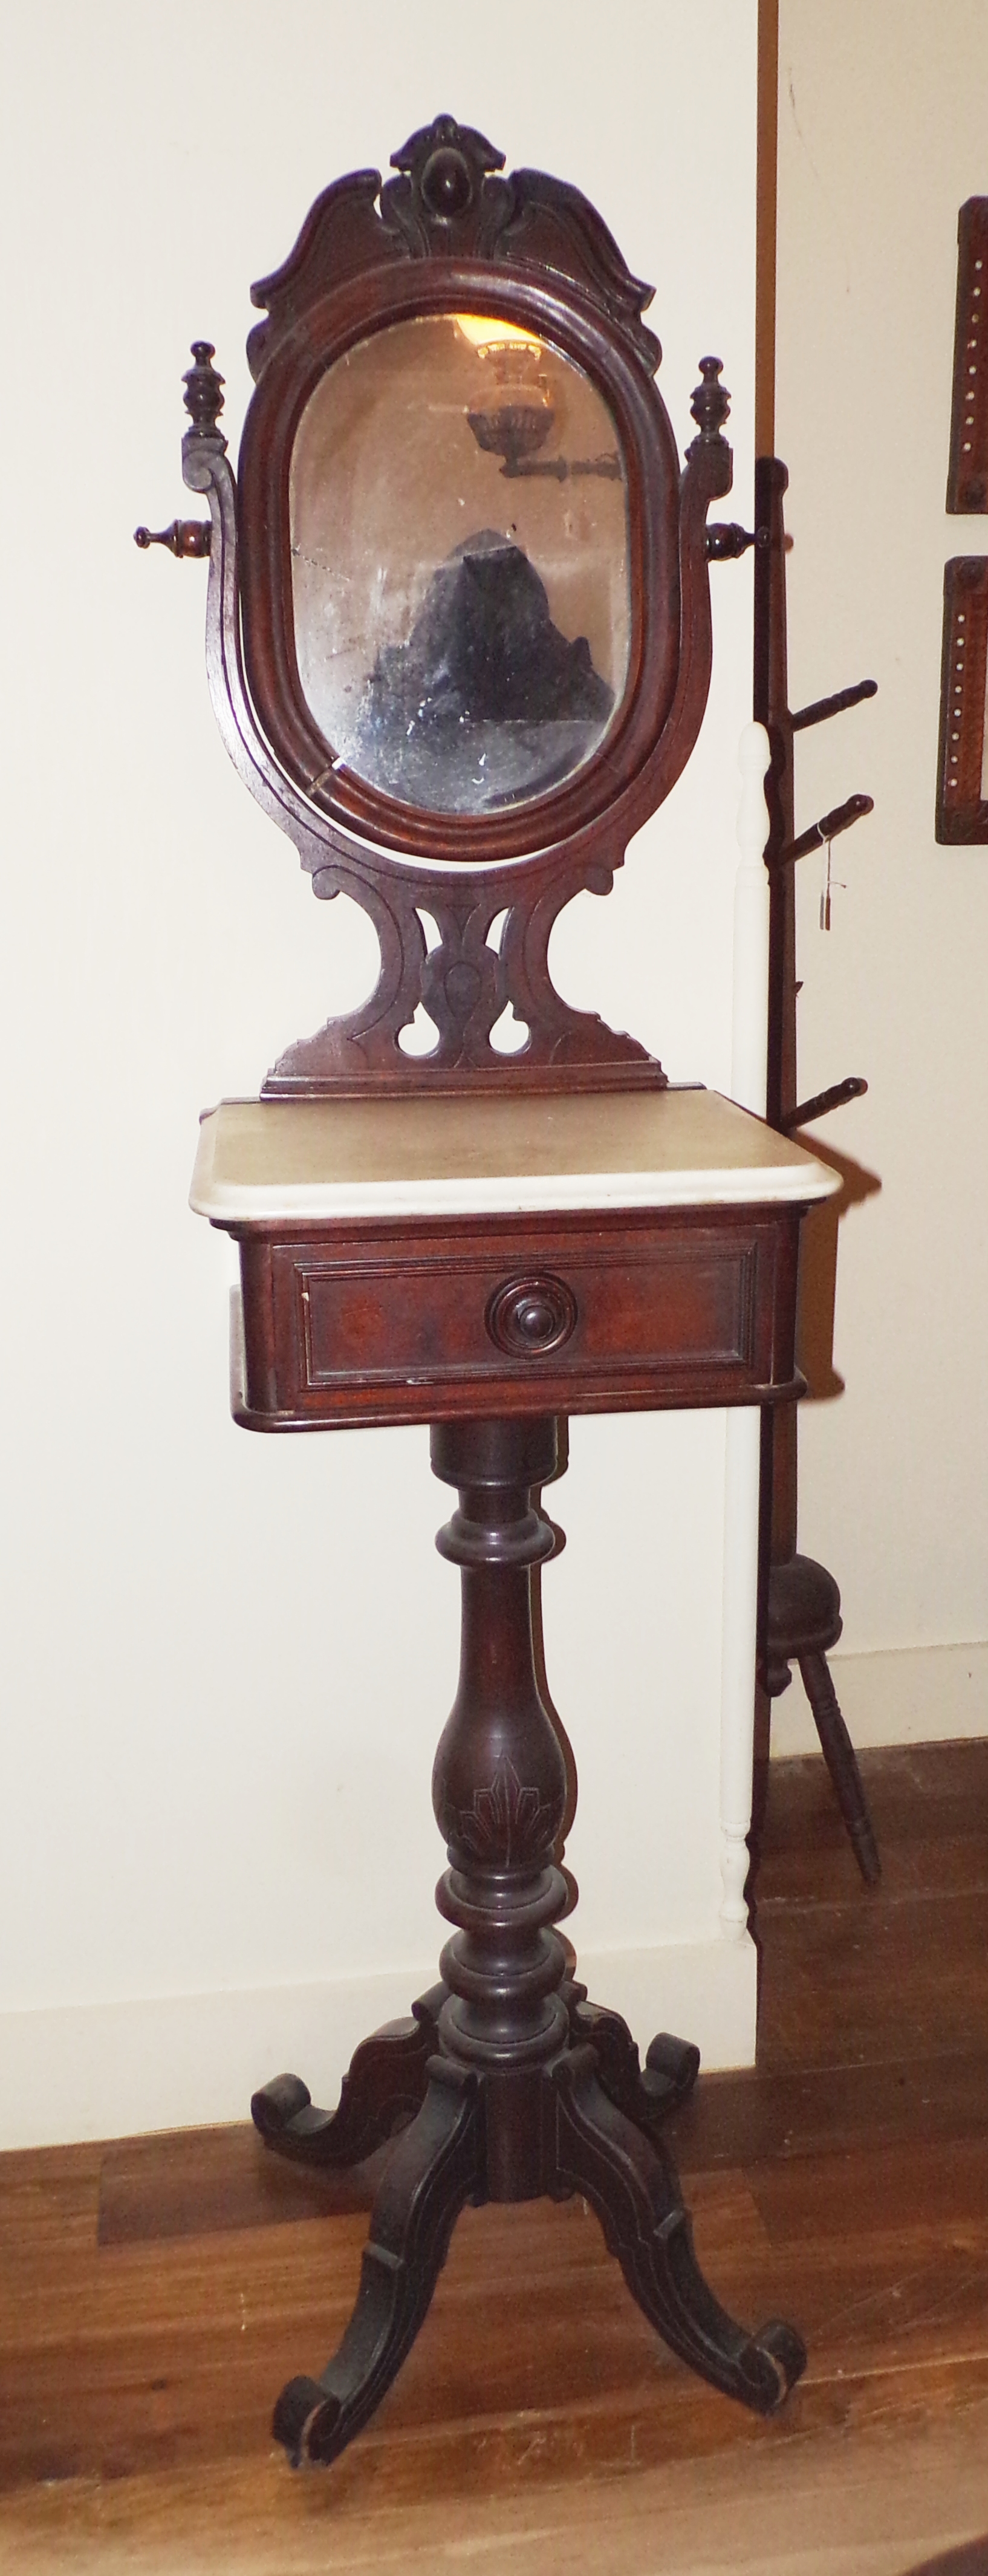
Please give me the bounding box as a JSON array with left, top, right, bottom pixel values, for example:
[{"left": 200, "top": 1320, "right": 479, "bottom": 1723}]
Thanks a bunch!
[{"left": 163, "top": 115, "right": 737, "bottom": 1092}]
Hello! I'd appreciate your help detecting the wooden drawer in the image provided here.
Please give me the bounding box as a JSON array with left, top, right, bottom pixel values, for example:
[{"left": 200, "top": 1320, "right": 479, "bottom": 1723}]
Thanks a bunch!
[{"left": 232, "top": 1204, "right": 804, "bottom": 1429}]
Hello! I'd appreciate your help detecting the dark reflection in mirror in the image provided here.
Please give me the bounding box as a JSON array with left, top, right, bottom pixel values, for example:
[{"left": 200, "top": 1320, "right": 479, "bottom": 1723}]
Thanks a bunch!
[
  {"left": 357, "top": 525, "right": 614, "bottom": 808},
  {"left": 290, "top": 314, "right": 630, "bottom": 815}
]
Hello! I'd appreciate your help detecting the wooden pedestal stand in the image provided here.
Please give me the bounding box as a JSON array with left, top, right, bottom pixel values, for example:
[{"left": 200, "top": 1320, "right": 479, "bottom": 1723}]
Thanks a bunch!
[
  {"left": 253, "top": 1414, "right": 804, "bottom": 2466},
  {"left": 190, "top": 1085, "right": 836, "bottom": 2471}
]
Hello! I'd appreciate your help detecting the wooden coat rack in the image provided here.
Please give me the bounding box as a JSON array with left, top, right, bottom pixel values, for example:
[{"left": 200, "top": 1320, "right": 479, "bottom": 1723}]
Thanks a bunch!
[{"left": 753, "top": 455, "right": 881, "bottom": 1885}]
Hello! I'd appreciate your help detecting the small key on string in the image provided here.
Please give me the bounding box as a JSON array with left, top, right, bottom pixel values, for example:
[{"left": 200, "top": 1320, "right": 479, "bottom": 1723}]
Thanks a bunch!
[{"left": 819, "top": 837, "right": 846, "bottom": 931}]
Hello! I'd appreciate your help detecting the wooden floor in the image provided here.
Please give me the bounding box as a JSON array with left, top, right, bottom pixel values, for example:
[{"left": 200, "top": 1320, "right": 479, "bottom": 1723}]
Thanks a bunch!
[{"left": 4, "top": 1742, "right": 988, "bottom": 2575}]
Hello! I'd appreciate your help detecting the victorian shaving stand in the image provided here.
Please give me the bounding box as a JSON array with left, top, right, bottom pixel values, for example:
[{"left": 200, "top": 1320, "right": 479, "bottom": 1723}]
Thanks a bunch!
[{"left": 146, "top": 116, "right": 836, "bottom": 2471}]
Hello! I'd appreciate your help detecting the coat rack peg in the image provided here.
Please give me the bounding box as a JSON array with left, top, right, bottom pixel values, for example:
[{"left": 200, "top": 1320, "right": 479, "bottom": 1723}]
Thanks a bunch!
[
  {"left": 781, "top": 1076, "right": 868, "bottom": 1133},
  {"left": 775, "top": 792, "right": 873, "bottom": 870},
  {"left": 790, "top": 678, "right": 877, "bottom": 732}
]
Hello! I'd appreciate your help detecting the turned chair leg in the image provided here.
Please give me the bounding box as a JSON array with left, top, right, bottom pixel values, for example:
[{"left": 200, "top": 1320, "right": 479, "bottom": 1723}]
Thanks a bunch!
[
  {"left": 798, "top": 1649, "right": 880, "bottom": 1887},
  {"left": 766, "top": 1552, "right": 881, "bottom": 1885}
]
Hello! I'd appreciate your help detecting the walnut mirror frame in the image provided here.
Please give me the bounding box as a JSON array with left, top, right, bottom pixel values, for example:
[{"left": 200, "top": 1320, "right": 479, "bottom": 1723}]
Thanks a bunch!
[{"left": 153, "top": 114, "right": 739, "bottom": 1092}]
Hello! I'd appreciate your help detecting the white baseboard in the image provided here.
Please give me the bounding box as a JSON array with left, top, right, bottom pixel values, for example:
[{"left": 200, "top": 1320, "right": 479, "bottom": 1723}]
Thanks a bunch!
[
  {"left": 770, "top": 1638, "right": 988, "bottom": 1757},
  {"left": 0, "top": 1934, "right": 756, "bottom": 2153},
  {"left": 579, "top": 1933, "right": 756, "bottom": 2077}
]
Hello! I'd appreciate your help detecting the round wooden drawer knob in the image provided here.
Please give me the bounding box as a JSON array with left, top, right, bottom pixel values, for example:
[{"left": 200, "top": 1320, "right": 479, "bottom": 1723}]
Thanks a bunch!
[{"left": 486, "top": 1273, "right": 577, "bottom": 1359}]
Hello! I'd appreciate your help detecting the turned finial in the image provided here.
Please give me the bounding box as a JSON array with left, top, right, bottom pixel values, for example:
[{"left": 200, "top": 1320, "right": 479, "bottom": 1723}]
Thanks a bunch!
[
  {"left": 182, "top": 340, "right": 227, "bottom": 449},
  {"left": 689, "top": 355, "right": 732, "bottom": 443},
  {"left": 388, "top": 111, "right": 504, "bottom": 228}
]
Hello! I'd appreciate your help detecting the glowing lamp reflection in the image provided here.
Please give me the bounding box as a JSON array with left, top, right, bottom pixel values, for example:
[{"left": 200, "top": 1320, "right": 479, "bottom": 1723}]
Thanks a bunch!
[{"left": 455, "top": 313, "right": 542, "bottom": 358}]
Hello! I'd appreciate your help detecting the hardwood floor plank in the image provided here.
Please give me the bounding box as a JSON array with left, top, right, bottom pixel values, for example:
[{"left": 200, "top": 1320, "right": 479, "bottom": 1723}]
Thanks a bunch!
[
  {"left": 97, "top": 2127, "right": 380, "bottom": 2247},
  {"left": 0, "top": 2147, "right": 101, "bottom": 2274},
  {"left": 756, "top": 1890, "right": 988, "bottom": 2073},
  {"left": 0, "top": 2184, "right": 776, "bottom": 2485},
  {"left": 672, "top": 2048, "right": 988, "bottom": 2171},
  {"left": 745, "top": 2133, "right": 988, "bottom": 2245},
  {"left": 755, "top": 1744, "right": 988, "bottom": 1906},
  {"left": 4, "top": 2375, "right": 988, "bottom": 2573}
]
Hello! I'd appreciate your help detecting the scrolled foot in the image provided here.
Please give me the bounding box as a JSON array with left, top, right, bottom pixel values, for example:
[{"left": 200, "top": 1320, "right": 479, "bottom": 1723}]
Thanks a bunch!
[
  {"left": 272, "top": 2373, "right": 340, "bottom": 2467},
  {"left": 251, "top": 2072, "right": 314, "bottom": 2140},
  {"left": 752, "top": 2317, "right": 808, "bottom": 2403},
  {"left": 251, "top": 1983, "right": 446, "bottom": 2169},
  {"left": 645, "top": 2031, "right": 702, "bottom": 2104},
  {"left": 550, "top": 2048, "right": 806, "bottom": 2417},
  {"left": 565, "top": 1990, "right": 700, "bottom": 2133},
  {"left": 271, "top": 2060, "right": 483, "bottom": 2469}
]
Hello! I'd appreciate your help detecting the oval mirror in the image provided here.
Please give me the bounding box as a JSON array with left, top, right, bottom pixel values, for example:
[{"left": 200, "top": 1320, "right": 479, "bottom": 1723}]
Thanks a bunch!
[{"left": 289, "top": 313, "right": 631, "bottom": 817}]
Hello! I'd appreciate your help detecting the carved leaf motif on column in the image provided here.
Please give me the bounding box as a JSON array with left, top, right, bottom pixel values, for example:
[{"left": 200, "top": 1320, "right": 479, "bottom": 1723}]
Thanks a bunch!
[{"left": 437, "top": 1755, "right": 559, "bottom": 1867}]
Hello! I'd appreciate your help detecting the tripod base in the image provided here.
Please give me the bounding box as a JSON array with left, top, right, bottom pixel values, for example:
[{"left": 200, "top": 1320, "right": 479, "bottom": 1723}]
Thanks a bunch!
[{"left": 253, "top": 1986, "right": 805, "bottom": 2470}]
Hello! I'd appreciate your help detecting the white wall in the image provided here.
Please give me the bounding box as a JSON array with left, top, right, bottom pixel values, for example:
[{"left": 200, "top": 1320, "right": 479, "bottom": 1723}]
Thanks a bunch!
[
  {"left": 772, "top": 0, "right": 988, "bottom": 1754},
  {"left": 0, "top": 0, "right": 759, "bottom": 2145}
]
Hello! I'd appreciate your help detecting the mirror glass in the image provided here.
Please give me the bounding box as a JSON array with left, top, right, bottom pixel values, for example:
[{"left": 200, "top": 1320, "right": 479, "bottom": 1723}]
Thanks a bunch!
[{"left": 289, "top": 314, "right": 631, "bottom": 815}]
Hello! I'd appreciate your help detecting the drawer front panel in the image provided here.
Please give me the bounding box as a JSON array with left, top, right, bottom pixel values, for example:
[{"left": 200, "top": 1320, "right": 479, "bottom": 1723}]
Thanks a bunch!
[
  {"left": 235, "top": 1209, "right": 801, "bottom": 1428},
  {"left": 299, "top": 1240, "right": 755, "bottom": 1389}
]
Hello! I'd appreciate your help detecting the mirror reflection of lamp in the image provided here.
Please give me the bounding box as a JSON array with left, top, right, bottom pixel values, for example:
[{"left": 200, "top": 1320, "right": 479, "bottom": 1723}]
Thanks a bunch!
[{"left": 457, "top": 315, "right": 621, "bottom": 483}]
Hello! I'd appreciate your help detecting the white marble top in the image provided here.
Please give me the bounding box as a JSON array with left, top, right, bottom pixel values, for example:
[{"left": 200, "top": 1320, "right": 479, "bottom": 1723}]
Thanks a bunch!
[{"left": 190, "top": 1090, "right": 840, "bottom": 1224}]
